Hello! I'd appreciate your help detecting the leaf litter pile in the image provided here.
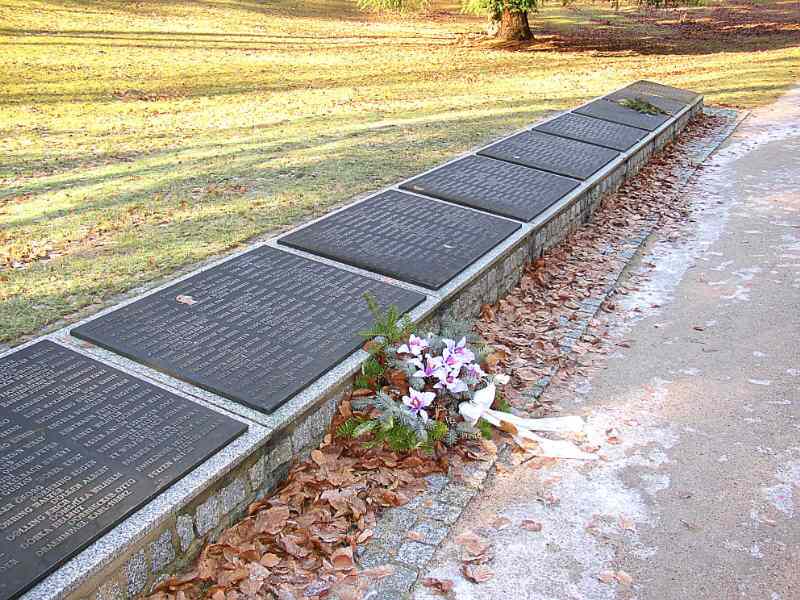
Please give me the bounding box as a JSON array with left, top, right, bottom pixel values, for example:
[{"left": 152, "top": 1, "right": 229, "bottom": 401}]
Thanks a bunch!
[
  {"left": 148, "top": 397, "right": 489, "bottom": 600},
  {"left": 148, "top": 112, "right": 728, "bottom": 600},
  {"left": 476, "top": 112, "right": 726, "bottom": 411}
]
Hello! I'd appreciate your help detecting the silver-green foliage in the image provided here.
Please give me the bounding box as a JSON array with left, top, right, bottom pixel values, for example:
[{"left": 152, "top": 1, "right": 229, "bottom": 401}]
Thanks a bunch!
[
  {"left": 461, "top": 0, "right": 539, "bottom": 19},
  {"left": 341, "top": 393, "right": 451, "bottom": 453}
]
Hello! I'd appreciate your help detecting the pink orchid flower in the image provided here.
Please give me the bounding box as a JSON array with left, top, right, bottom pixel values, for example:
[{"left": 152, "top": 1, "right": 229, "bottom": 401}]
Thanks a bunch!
[
  {"left": 411, "top": 354, "right": 443, "bottom": 379},
  {"left": 442, "top": 337, "right": 475, "bottom": 367},
  {"left": 398, "top": 334, "right": 429, "bottom": 357},
  {"left": 402, "top": 389, "right": 436, "bottom": 421},
  {"left": 434, "top": 368, "right": 468, "bottom": 394},
  {"left": 465, "top": 362, "right": 485, "bottom": 380}
]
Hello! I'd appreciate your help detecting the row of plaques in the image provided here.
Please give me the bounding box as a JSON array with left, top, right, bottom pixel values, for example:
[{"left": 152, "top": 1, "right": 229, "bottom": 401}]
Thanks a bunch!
[{"left": 1, "top": 80, "right": 697, "bottom": 600}]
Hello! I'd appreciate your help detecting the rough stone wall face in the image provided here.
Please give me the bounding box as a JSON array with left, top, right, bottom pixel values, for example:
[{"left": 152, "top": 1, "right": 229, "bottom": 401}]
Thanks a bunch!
[{"left": 61, "top": 98, "right": 702, "bottom": 600}]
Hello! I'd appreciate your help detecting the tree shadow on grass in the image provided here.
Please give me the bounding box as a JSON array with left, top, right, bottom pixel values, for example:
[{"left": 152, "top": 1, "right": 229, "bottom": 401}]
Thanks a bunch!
[
  {"left": 39, "top": 0, "right": 373, "bottom": 23},
  {"left": 0, "top": 28, "right": 455, "bottom": 43},
  {"left": 0, "top": 34, "right": 462, "bottom": 107},
  {"left": 2, "top": 103, "right": 561, "bottom": 341},
  {"left": 3, "top": 99, "right": 565, "bottom": 230}
]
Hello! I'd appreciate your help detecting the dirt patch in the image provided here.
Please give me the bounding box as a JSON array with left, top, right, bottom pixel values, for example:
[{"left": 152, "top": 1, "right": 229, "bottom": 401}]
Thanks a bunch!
[{"left": 481, "top": 0, "right": 800, "bottom": 54}]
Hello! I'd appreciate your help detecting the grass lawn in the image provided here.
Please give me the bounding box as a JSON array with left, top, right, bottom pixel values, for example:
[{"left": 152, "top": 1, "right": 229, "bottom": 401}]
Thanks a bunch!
[{"left": 2, "top": 0, "right": 799, "bottom": 344}]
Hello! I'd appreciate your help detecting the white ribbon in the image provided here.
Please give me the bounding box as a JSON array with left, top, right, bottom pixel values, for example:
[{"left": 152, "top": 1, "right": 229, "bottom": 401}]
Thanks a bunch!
[{"left": 459, "top": 381, "right": 597, "bottom": 461}]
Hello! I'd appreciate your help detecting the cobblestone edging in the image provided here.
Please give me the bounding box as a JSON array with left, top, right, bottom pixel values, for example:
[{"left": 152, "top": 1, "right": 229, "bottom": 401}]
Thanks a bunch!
[
  {"left": 355, "top": 107, "right": 745, "bottom": 600},
  {"left": 356, "top": 461, "right": 498, "bottom": 599},
  {"left": 524, "top": 107, "right": 745, "bottom": 404}
]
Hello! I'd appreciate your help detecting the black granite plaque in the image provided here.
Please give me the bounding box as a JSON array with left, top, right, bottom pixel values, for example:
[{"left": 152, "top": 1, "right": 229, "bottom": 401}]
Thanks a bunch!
[
  {"left": 533, "top": 113, "right": 648, "bottom": 152},
  {"left": 574, "top": 98, "right": 670, "bottom": 131},
  {"left": 622, "top": 80, "right": 700, "bottom": 105},
  {"left": 478, "top": 130, "right": 619, "bottom": 181},
  {"left": 72, "top": 247, "right": 425, "bottom": 413},
  {"left": 279, "top": 190, "right": 521, "bottom": 289},
  {"left": 400, "top": 155, "right": 579, "bottom": 222},
  {"left": 0, "top": 341, "right": 246, "bottom": 600},
  {"left": 605, "top": 88, "right": 686, "bottom": 116}
]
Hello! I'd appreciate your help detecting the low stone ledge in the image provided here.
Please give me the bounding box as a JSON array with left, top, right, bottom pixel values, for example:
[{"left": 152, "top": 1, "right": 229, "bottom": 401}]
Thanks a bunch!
[{"left": 23, "top": 84, "right": 703, "bottom": 600}]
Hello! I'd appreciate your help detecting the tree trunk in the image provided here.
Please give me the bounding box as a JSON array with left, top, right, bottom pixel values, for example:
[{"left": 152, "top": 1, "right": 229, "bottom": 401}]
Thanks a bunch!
[{"left": 496, "top": 8, "right": 533, "bottom": 41}]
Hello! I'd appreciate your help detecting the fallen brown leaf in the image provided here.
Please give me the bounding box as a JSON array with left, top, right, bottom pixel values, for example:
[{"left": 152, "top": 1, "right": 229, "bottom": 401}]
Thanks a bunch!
[
  {"left": 597, "top": 570, "right": 616, "bottom": 584},
  {"left": 491, "top": 516, "right": 511, "bottom": 530},
  {"left": 422, "top": 577, "right": 455, "bottom": 594},
  {"left": 616, "top": 570, "right": 633, "bottom": 586},
  {"left": 360, "top": 564, "right": 395, "bottom": 579},
  {"left": 260, "top": 553, "right": 281, "bottom": 568},
  {"left": 356, "top": 529, "right": 374, "bottom": 544},
  {"left": 456, "top": 531, "right": 492, "bottom": 563},
  {"left": 255, "top": 505, "right": 290, "bottom": 535},
  {"left": 520, "top": 519, "right": 542, "bottom": 532},
  {"left": 480, "top": 303, "right": 496, "bottom": 321},
  {"left": 331, "top": 547, "right": 355, "bottom": 571},
  {"left": 351, "top": 388, "right": 375, "bottom": 398},
  {"left": 463, "top": 564, "right": 494, "bottom": 583}
]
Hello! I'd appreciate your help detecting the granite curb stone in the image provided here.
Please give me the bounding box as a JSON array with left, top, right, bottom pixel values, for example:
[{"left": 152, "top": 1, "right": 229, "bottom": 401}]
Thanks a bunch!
[
  {"left": 175, "top": 516, "right": 195, "bottom": 553},
  {"left": 125, "top": 552, "right": 148, "bottom": 597},
  {"left": 148, "top": 533, "right": 175, "bottom": 575},
  {"left": 396, "top": 542, "right": 437, "bottom": 568},
  {"left": 409, "top": 521, "right": 449, "bottom": 546}
]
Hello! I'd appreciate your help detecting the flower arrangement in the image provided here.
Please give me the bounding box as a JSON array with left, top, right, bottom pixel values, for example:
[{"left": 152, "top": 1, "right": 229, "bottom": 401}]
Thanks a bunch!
[
  {"left": 337, "top": 295, "right": 507, "bottom": 453},
  {"left": 339, "top": 295, "right": 595, "bottom": 460}
]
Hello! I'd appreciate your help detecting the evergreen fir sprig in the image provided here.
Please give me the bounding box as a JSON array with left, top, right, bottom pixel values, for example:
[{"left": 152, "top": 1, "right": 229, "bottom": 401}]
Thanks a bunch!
[{"left": 359, "top": 293, "right": 414, "bottom": 349}]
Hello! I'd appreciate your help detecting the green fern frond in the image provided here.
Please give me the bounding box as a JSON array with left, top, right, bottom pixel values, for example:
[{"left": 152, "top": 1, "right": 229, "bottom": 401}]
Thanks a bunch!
[
  {"left": 353, "top": 419, "right": 380, "bottom": 438},
  {"left": 353, "top": 374, "right": 372, "bottom": 390},
  {"left": 336, "top": 416, "right": 368, "bottom": 438},
  {"left": 383, "top": 422, "right": 421, "bottom": 452},
  {"left": 362, "top": 356, "right": 384, "bottom": 378},
  {"left": 427, "top": 419, "right": 449, "bottom": 443}
]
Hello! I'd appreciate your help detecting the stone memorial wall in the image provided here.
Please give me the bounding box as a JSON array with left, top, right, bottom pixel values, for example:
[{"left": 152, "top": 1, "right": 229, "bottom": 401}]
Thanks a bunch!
[
  {"left": 400, "top": 155, "right": 579, "bottom": 222},
  {"left": 1, "top": 81, "right": 704, "bottom": 600},
  {"left": 575, "top": 98, "right": 671, "bottom": 130},
  {"left": 478, "top": 129, "right": 620, "bottom": 180},
  {"left": 533, "top": 113, "right": 647, "bottom": 152}
]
